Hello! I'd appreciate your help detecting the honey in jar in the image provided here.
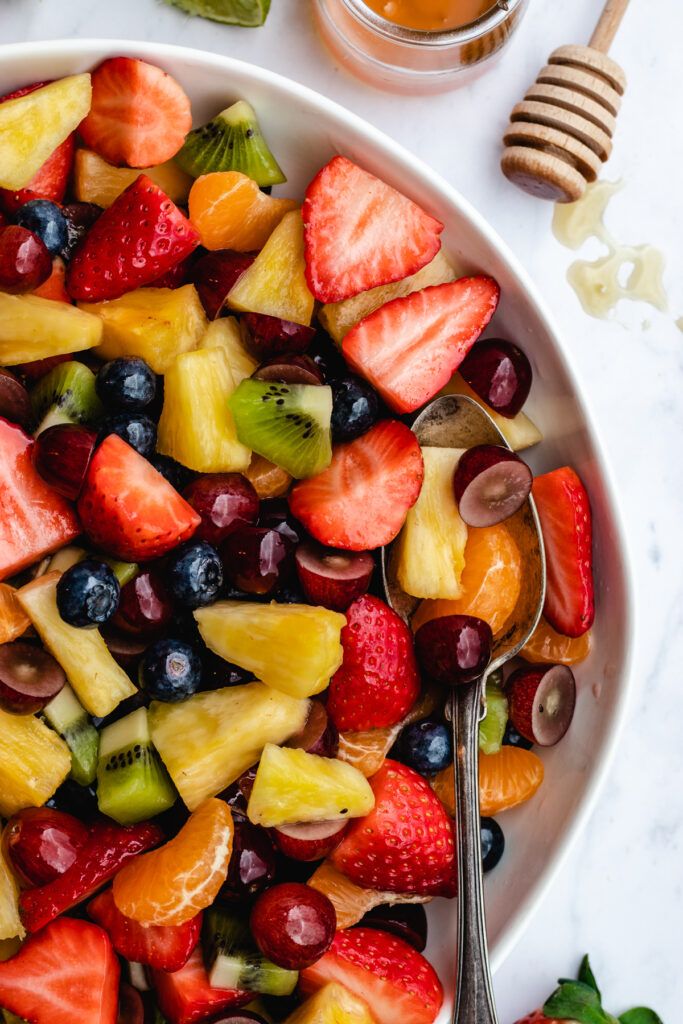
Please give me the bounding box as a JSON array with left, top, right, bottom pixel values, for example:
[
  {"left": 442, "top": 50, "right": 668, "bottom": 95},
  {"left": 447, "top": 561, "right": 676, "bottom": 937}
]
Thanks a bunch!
[{"left": 363, "top": 0, "right": 494, "bottom": 31}]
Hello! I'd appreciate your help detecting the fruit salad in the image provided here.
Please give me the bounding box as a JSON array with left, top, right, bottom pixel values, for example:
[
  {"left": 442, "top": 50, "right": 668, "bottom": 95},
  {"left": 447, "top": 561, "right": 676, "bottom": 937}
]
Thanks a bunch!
[{"left": 0, "top": 57, "right": 595, "bottom": 1024}]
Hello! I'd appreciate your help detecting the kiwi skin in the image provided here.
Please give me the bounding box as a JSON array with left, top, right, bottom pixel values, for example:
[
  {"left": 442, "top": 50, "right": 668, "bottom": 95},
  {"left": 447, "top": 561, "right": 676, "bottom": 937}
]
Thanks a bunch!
[
  {"left": 177, "top": 100, "right": 286, "bottom": 187},
  {"left": 30, "top": 360, "right": 103, "bottom": 436}
]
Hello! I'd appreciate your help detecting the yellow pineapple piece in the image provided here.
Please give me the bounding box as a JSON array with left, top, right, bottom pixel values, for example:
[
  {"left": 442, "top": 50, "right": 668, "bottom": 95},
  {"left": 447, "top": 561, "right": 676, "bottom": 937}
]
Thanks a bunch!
[
  {"left": 441, "top": 373, "right": 542, "bottom": 451},
  {"left": 319, "top": 249, "right": 458, "bottom": 344},
  {"left": 0, "top": 293, "right": 102, "bottom": 367},
  {"left": 17, "top": 573, "right": 136, "bottom": 718},
  {"left": 74, "top": 148, "right": 192, "bottom": 207},
  {"left": 0, "top": 75, "right": 91, "bottom": 190},
  {"left": 199, "top": 318, "right": 259, "bottom": 385},
  {"left": 0, "top": 708, "right": 71, "bottom": 817},
  {"left": 284, "top": 982, "right": 374, "bottom": 1024},
  {"left": 149, "top": 682, "right": 309, "bottom": 811},
  {"left": 157, "top": 347, "right": 250, "bottom": 473},
  {"left": 0, "top": 850, "right": 24, "bottom": 942},
  {"left": 394, "top": 446, "right": 468, "bottom": 600},
  {"left": 195, "top": 601, "right": 345, "bottom": 699},
  {"left": 247, "top": 744, "right": 374, "bottom": 828},
  {"left": 307, "top": 861, "right": 429, "bottom": 930},
  {"left": 81, "top": 285, "right": 207, "bottom": 374},
  {"left": 227, "top": 211, "right": 315, "bottom": 326}
]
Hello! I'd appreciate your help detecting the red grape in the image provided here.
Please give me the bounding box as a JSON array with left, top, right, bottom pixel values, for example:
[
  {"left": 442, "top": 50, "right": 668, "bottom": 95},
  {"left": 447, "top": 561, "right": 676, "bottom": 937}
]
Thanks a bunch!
[
  {"left": 0, "top": 367, "right": 31, "bottom": 426},
  {"left": 414, "top": 614, "right": 493, "bottom": 686},
  {"left": 113, "top": 570, "right": 173, "bottom": 636},
  {"left": 183, "top": 473, "right": 259, "bottom": 547},
  {"left": 295, "top": 541, "right": 374, "bottom": 611},
  {"left": 221, "top": 526, "right": 293, "bottom": 595},
  {"left": 459, "top": 338, "right": 532, "bottom": 418},
  {"left": 250, "top": 882, "right": 336, "bottom": 970},
  {"left": 33, "top": 423, "right": 98, "bottom": 501},
  {"left": 285, "top": 700, "right": 338, "bottom": 757},
  {"left": 242, "top": 313, "right": 315, "bottom": 360},
  {"left": 273, "top": 819, "right": 347, "bottom": 862},
  {"left": 189, "top": 250, "right": 256, "bottom": 319},
  {"left": 0, "top": 640, "right": 66, "bottom": 714},
  {"left": 361, "top": 903, "right": 428, "bottom": 952},
  {"left": 219, "top": 814, "right": 277, "bottom": 903},
  {"left": 507, "top": 663, "right": 576, "bottom": 746},
  {"left": 4, "top": 806, "right": 89, "bottom": 886},
  {"left": 453, "top": 444, "right": 532, "bottom": 527},
  {"left": 0, "top": 225, "right": 51, "bottom": 293},
  {"left": 254, "top": 354, "right": 324, "bottom": 386}
]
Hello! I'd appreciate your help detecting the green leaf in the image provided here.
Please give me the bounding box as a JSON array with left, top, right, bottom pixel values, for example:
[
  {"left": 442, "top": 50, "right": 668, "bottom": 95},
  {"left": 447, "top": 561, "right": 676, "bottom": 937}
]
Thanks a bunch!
[
  {"left": 619, "top": 1010, "right": 664, "bottom": 1024},
  {"left": 163, "top": 0, "right": 270, "bottom": 26},
  {"left": 543, "top": 980, "right": 613, "bottom": 1024},
  {"left": 479, "top": 673, "right": 509, "bottom": 754},
  {"left": 578, "top": 955, "right": 602, "bottom": 998}
]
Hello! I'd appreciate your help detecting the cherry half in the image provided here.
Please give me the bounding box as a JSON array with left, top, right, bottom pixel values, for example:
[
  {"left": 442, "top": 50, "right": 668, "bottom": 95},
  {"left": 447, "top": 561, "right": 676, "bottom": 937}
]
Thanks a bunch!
[
  {"left": 33, "top": 424, "right": 98, "bottom": 501},
  {"left": 459, "top": 338, "right": 532, "bottom": 418},
  {"left": 506, "top": 663, "right": 576, "bottom": 746},
  {"left": 453, "top": 444, "right": 532, "bottom": 528},
  {"left": 414, "top": 614, "right": 493, "bottom": 686},
  {"left": 250, "top": 882, "right": 336, "bottom": 970},
  {"left": 0, "top": 225, "right": 51, "bottom": 293},
  {"left": 4, "top": 806, "right": 89, "bottom": 886},
  {"left": 189, "top": 250, "right": 257, "bottom": 320},
  {"left": 183, "top": 473, "right": 259, "bottom": 547}
]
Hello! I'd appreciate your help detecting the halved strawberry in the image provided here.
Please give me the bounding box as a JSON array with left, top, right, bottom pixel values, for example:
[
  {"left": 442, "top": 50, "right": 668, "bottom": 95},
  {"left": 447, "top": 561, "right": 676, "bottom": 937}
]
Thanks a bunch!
[
  {"left": 303, "top": 156, "right": 444, "bottom": 303},
  {"left": 88, "top": 888, "right": 201, "bottom": 972},
  {"left": 289, "top": 420, "right": 424, "bottom": 551},
  {"left": 0, "top": 917, "right": 120, "bottom": 1024},
  {"left": 331, "top": 759, "right": 457, "bottom": 896},
  {"left": 532, "top": 467, "right": 594, "bottom": 638},
  {"left": 66, "top": 174, "right": 200, "bottom": 302},
  {"left": 300, "top": 927, "right": 443, "bottom": 1024},
  {"left": 77, "top": 434, "right": 200, "bottom": 561},
  {"left": 343, "top": 277, "right": 500, "bottom": 414},
  {"left": 32, "top": 256, "right": 70, "bottom": 303},
  {"left": 151, "top": 944, "right": 252, "bottom": 1024},
  {"left": 80, "top": 57, "right": 192, "bottom": 168}
]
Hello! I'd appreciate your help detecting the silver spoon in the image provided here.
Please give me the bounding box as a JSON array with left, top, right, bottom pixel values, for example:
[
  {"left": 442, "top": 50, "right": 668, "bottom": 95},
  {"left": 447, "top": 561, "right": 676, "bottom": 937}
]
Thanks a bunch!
[{"left": 381, "top": 393, "right": 546, "bottom": 1024}]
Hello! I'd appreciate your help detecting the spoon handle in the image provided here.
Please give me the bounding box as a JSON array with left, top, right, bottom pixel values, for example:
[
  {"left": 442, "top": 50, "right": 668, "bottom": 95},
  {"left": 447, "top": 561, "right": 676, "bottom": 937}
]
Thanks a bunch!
[{"left": 451, "top": 682, "right": 499, "bottom": 1024}]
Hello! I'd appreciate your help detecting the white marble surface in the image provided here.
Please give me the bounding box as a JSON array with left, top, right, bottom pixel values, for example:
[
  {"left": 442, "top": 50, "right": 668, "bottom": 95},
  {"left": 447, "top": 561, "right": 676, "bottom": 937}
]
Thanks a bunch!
[{"left": 2, "top": 0, "right": 682, "bottom": 1019}]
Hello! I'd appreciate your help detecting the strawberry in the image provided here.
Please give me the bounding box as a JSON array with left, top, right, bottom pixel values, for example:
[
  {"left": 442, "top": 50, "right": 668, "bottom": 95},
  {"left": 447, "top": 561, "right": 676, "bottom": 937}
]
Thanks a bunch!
[
  {"left": 151, "top": 944, "right": 252, "bottom": 1024},
  {"left": 289, "top": 420, "right": 424, "bottom": 551},
  {"left": 303, "top": 156, "right": 444, "bottom": 303},
  {"left": 0, "top": 917, "right": 120, "bottom": 1024},
  {"left": 32, "top": 256, "right": 70, "bottom": 303},
  {"left": 77, "top": 434, "right": 200, "bottom": 562},
  {"left": 532, "top": 467, "right": 594, "bottom": 638},
  {"left": 80, "top": 57, "right": 192, "bottom": 169},
  {"left": 327, "top": 594, "right": 420, "bottom": 731},
  {"left": 300, "top": 927, "right": 444, "bottom": 1024},
  {"left": 331, "top": 760, "right": 457, "bottom": 896},
  {"left": 343, "top": 277, "right": 500, "bottom": 414},
  {"left": 88, "top": 888, "right": 201, "bottom": 972},
  {"left": 514, "top": 1012, "right": 564, "bottom": 1024},
  {"left": 66, "top": 174, "right": 200, "bottom": 302}
]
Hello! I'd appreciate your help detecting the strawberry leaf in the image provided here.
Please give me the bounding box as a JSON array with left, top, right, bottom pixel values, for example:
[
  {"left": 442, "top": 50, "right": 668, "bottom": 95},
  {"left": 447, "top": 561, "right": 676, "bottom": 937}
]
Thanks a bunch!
[
  {"left": 619, "top": 1010, "right": 664, "bottom": 1024},
  {"left": 578, "top": 955, "right": 602, "bottom": 998},
  {"left": 543, "top": 980, "right": 613, "bottom": 1024}
]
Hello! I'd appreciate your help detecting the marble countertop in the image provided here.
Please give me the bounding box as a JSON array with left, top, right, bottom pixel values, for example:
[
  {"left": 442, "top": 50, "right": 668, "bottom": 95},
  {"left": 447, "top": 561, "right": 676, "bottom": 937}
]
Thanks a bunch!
[{"left": 2, "top": 0, "right": 681, "bottom": 1018}]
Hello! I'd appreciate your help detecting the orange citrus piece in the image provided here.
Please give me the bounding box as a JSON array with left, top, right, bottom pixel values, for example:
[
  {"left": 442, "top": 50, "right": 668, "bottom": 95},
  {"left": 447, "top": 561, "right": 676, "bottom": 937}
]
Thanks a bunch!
[
  {"left": 338, "top": 686, "right": 441, "bottom": 778},
  {"left": 307, "top": 860, "right": 429, "bottom": 930},
  {"left": 0, "top": 584, "right": 30, "bottom": 644},
  {"left": 113, "top": 798, "right": 233, "bottom": 925},
  {"left": 188, "top": 171, "right": 299, "bottom": 252},
  {"left": 244, "top": 454, "right": 292, "bottom": 499},
  {"left": 522, "top": 615, "right": 591, "bottom": 665},
  {"left": 412, "top": 523, "right": 521, "bottom": 637},
  {"left": 431, "top": 746, "right": 544, "bottom": 817}
]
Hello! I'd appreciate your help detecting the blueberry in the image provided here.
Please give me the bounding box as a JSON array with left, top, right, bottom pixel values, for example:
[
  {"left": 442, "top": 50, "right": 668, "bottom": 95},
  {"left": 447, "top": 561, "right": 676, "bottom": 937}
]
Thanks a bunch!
[
  {"left": 97, "top": 357, "right": 156, "bottom": 411},
  {"left": 503, "top": 721, "right": 533, "bottom": 750},
  {"left": 56, "top": 559, "right": 120, "bottom": 628},
  {"left": 166, "top": 541, "right": 223, "bottom": 609},
  {"left": 330, "top": 376, "right": 379, "bottom": 442},
  {"left": 307, "top": 332, "right": 347, "bottom": 381},
  {"left": 60, "top": 202, "right": 102, "bottom": 260},
  {"left": 481, "top": 817, "right": 505, "bottom": 872},
  {"left": 150, "top": 453, "right": 195, "bottom": 492},
  {"left": 398, "top": 718, "right": 452, "bottom": 775},
  {"left": 100, "top": 412, "right": 157, "bottom": 458},
  {"left": 15, "top": 200, "right": 68, "bottom": 256},
  {"left": 139, "top": 638, "right": 202, "bottom": 702}
]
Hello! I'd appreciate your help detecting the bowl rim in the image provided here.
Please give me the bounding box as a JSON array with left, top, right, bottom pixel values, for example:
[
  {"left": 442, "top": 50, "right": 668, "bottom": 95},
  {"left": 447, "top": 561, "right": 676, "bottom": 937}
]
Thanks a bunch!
[{"left": 0, "top": 37, "right": 637, "bottom": 974}]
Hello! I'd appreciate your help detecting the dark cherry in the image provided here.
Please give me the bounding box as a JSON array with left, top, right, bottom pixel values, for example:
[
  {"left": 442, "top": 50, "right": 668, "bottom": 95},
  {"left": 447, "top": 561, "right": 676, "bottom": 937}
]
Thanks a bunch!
[
  {"left": 414, "top": 614, "right": 493, "bottom": 686},
  {"left": 0, "top": 368, "right": 31, "bottom": 426},
  {"left": 250, "top": 882, "right": 336, "bottom": 970},
  {"left": 220, "top": 814, "right": 277, "bottom": 902},
  {"left": 219, "top": 766, "right": 259, "bottom": 817},
  {"left": 113, "top": 570, "right": 174, "bottom": 636},
  {"left": 4, "top": 806, "right": 89, "bottom": 886},
  {"left": 0, "top": 640, "right": 66, "bottom": 713},
  {"left": 453, "top": 444, "right": 532, "bottom": 528},
  {"left": 459, "top": 338, "right": 532, "bottom": 418},
  {"left": 273, "top": 819, "right": 347, "bottom": 862},
  {"left": 189, "top": 250, "right": 257, "bottom": 319},
  {"left": 254, "top": 354, "right": 324, "bottom": 386},
  {"left": 481, "top": 816, "right": 505, "bottom": 872},
  {"left": 506, "top": 663, "right": 576, "bottom": 746},
  {"left": 60, "top": 202, "right": 103, "bottom": 260},
  {"left": 221, "top": 526, "right": 293, "bottom": 596},
  {"left": 258, "top": 498, "right": 304, "bottom": 545},
  {"left": 361, "top": 903, "right": 428, "bottom": 952},
  {"left": 33, "top": 423, "right": 98, "bottom": 501},
  {"left": 0, "top": 225, "right": 52, "bottom": 292},
  {"left": 242, "top": 313, "right": 315, "bottom": 361},
  {"left": 117, "top": 982, "right": 144, "bottom": 1024},
  {"left": 285, "top": 700, "right": 338, "bottom": 758},
  {"left": 183, "top": 473, "right": 259, "bottom": 547},
  {"left": 295, "top": 541, "right": 374, "bottom": 611}
]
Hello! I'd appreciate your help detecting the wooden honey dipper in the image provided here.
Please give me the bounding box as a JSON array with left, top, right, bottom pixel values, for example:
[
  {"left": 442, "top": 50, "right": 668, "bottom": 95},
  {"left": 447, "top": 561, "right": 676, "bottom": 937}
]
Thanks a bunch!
[{"left": 501, "top": 0, "right": 630, "bottom": 202}]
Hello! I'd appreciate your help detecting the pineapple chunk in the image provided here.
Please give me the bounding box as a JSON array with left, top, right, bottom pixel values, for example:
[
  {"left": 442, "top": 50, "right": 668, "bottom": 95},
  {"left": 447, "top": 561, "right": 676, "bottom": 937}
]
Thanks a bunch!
[
  {"left": 199, "top": 317, "right": 258, "bottom": 385},
  {"left": 441, "top": 373, "right": 543, "bottom": 451},
  {"left": 149, "top": 682, "right": 309, "bottom": 811},
  {"left": 0, "top": 850, "right": 24, "bottom": 942},
  {"left": 0, "top": 293, "right": 103, "bottom": 367},
  {"left": 0, "top": 708, "right": 71, "bottom": 817},
  {"left": 74, "top": 148, "right": 192, "bottom": 207},
  {"left": 17, "top": 573, "right": 136, "bottom": 718},
  {"left": 284, "top": 983, "right": 374, "bottom": 1024},
  {"left": 0, "top": 75, "right": 91, "bottom": 191},
  {"left": 157, "top": 347, "right": 250, "bottom": 473},
  {"left": 319, "top": 249, "right": 459, "bottom": 344},
  {"left": 247, "top": 744, "right": 374, "bottom": 828},
  {"left": 81, "top": 285, "right": 207, "bottom": 374},
  {"left": 394, "top": 447, "right": 468, "bottom": 600},
  {"left": 195, "top": 601, "right": 345, "bottom": 698},
  {"left": 227, "top": 210, "right": 315, "bottom": 326}
]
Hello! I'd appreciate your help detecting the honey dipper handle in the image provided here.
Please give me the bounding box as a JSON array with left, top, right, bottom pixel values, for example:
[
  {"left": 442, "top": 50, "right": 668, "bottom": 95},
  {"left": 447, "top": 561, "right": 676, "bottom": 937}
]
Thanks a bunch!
[{"left": 589, "top": 0, "right": 630, "bottom": 52}]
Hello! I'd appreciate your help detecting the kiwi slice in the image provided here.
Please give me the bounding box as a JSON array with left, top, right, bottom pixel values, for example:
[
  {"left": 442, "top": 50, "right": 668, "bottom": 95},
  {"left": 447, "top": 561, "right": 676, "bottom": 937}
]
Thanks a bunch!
[
  {"left": 96, "top": 707, "right": 176, "bottom": 824},
  {"left": 30, "top": 361, "right": 103, "bottom": 436},
  {"left": 43, "top": 682, "right": 99, "bottom": 786},
  {"left": 203, "top": 906, "right": 298, "bottom": 996},
  {"left": 229, "top": 379, "right": 332, "bottom": 480},
  {"left": 101, "top": 558, "right": 139, "bottom": 587},
  {"left": 177, "top": 99, "right": 285, "bottom": 187},
  {"left": 164, "top": 0, "right": 270, "bottom": 26},
  {"left": 479, "top": 672, "right": 509, "bottom": 755}
]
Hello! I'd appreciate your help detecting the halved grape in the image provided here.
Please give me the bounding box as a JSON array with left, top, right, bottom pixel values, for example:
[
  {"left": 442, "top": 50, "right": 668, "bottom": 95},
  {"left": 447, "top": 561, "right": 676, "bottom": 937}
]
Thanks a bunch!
[
  {"left": 507, "top": 663, "right": 576, "bottom": 746},
  {"left": 295, "top": 541, "right": 374, "bottom": 611},
  {"left": 453, "top": 444, "right": 532, "bottom": 527}
]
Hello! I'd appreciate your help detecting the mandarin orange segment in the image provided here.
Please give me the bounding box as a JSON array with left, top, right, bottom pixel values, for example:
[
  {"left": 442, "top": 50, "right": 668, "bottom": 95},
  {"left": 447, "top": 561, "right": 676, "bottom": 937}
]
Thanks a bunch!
[
  {"left": 411, "top": 523, "right": 521, "bottom": 637},
  {"left": 431, "top": 745, "right": 544, "bottom": 817},
  {"left": 0, "top": 584, "right": 30, "bottom": 644},
  {"left": 188, "top": 171, "right": 299, "bottom": 251},
  {"left": 338, "top": 687, "right": 441, "bottom": 778},
  {"left": 307, "top": 860, "right": 429, "bottom": 930},
  {"left": 112, "top": 798, "right": 233, "bottom": 926},
  {"left": 521, "top": 615, "right": 591, "bottom": 665}
]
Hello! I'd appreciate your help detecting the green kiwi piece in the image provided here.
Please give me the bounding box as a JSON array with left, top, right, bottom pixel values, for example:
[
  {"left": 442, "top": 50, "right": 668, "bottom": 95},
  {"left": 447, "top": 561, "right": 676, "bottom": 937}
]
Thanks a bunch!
[
  {"left": 96, "top": 707, "right": 176, "bottom": 824},
  {"left": 177, "top": 99, "right": 285, "bottom": 186},
  {"left": 101, "top": 558, "right": 139, "bottom": 587},
  {"left": 30, "top": 361, "right": 103, "bottom": 436},
  {"left": 229, "top": 379, "right": 332, "bottom": 480},
  {"left": 2, "top": 1011, "right": 28, "bottom": 1024},
  {"left": 203, "top": 906, "right": 298, "bottom": 996},
  {"left": 43, "top": 682, "right": 99, "bottom": 786},
  {"left": 479, "top": 671, "right": 509, "bottom": 755},
  {"left": 164, "top": 0, "right": 270, "bottom": 26}
]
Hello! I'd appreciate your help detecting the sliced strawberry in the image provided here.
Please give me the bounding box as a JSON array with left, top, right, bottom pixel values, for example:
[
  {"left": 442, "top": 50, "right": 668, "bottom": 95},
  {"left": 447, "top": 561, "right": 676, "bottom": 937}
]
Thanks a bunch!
[
  {"left": 151, "top": 944, "right": 252, "bottom": 1024},
  {"left": 331, "top": 760, "right": 457, "bottom": 896},
  {"left": 0, "top": 417, "right": 80, "bottom": 581},
  {"left": 77, "top": 434, "right": 200, "bottom": 561},
  {"left": 0, "top": 917, "right": 120, "bottom": 1024},
  {"left": 300, "top": 927, "right": 443, "bottom": 1024},
  {"left": 289, "top": 420, "right": 424, "bottom": 551},
  {"left": 343, "top": 277, "right": 500, "bottom": 414},
  {"left": 514, "top": 1013, "right": 564, "bottom": 1024},
  {"left": 32, "top": 256, "right": 70, "bottom": 303},
  {"left": 88, "top": 888, "right": 201, "bottom": 972},
  {"left": 80, "top": 57, "right": 192, "bottom": 169},
  {"left": 303, "top": 156, "right": 444, "bottom": 303},
  {"left": 327, "top": 594, "right": 420, "bottom": 731},
  {"left": 532, "top": 467, "right": 594, "bottom": 638},
  {"left": 66, "top": 174, "right": 200, "bottom": 302}
]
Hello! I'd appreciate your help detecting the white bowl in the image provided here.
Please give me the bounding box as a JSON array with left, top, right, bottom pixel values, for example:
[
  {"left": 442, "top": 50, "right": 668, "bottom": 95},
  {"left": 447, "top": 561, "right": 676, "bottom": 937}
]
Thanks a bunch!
[{"left": 0, "top": 40, "right": 635, "bottom": 1019}]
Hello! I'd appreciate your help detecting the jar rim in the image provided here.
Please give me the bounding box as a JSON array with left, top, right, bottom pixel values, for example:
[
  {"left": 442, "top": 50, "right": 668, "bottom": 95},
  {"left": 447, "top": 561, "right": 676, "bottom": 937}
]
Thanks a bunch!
[{"left": 339, "top": 0, "right": 526, "bottom": 46}]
